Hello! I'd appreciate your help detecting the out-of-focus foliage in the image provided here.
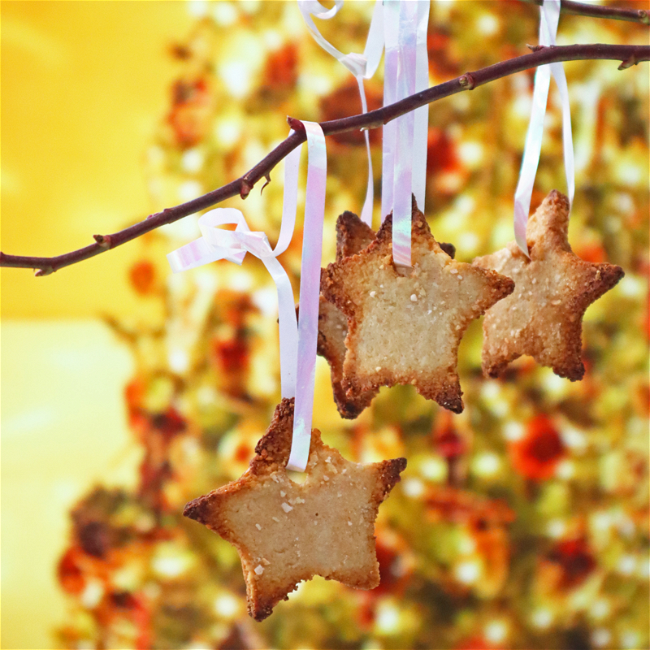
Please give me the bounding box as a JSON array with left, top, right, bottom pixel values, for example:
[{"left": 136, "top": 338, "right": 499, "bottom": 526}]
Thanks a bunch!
[{"left": 56, "top": 2, "right": 648, "bottom": 649}]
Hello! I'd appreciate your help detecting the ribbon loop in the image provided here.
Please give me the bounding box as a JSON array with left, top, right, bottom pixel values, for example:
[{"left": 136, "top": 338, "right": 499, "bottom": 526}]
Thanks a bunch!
[
  {"left": 167, "top": 137, "right": 305, "bottom": 397},
  {"left": 168, "top": 121, "right": 328, "bottom": 474},
  {"left": 168, "top": 206, "right": 300, "bottom": 401},
  {"left": 298, "top": 0, "right": 384, "bottom": 227},
  {"left": 287, "top": 121, "right": 328, "bottom": 473},
  {"left": 384, "top": 0, "right": 430, "bottom": 269},
  {"left": 514, "top": 0, "right": 574, "bottom": 257}
]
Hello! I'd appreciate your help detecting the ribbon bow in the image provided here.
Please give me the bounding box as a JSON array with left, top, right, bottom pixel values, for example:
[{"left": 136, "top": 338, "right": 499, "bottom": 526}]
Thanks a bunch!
[
  {"left": 168, "top": 208, "right": 299, "bottom": 399},
  {"left": 167, "top": 121, "right": 327, "bottom": 473}
]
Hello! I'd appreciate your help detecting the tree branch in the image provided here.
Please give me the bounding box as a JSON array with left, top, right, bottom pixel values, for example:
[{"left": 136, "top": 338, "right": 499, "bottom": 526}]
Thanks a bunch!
[
  {"left": 2, "top": 43, "right": 648, "bottom": 275},
  {"left": 525, "top": 0, "right": 650, "bottom": 25}
]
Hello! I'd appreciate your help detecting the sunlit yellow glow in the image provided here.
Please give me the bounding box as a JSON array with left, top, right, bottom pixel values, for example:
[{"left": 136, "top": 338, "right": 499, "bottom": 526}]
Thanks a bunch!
[
  {"left": 592, "top": 629, "right": 612, "bottom": 648},
  {"left": 472, "top": 452, "right": 502, "bottom": 478},
  {"left": 214, "top": 593, "right": 240, "bottom": 618},
  {"left": 375, "top": 602, "right": 401, "bottom": 635},
  {"left": 531, "top": 608, "right": 554, "bottom": 629},
  {"left": 484, "top": 620, "right": 509, "bottom": 644},
  {"left": 419, "top": 457, "right": 447, "bottom": 482},
  {"left": 455, "top": 560, "right": 481, "bottom": 585}
]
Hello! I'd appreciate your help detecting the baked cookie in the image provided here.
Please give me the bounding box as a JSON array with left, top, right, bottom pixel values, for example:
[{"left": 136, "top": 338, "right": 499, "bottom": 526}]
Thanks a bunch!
[
  {"left": 319, "top": 212, "right": 378, "bottom": 418},
  {"left": 184, "top": 398, "right": 406, "bottom": 621},
  {"left": 473, "top": 190, "right": 625, "bottom": 380},
  {"left": 321, "top": 200, "right": 514, "bottom": 413},
  {"left": 318, "top": 211, "right": 457, "bottom": 419}
]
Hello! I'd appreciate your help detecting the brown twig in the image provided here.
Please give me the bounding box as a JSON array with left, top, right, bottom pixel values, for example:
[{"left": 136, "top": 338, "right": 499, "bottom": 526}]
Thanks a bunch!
[
  {"left": 526, "top": 0, "right": 650, "bottom": 25},
  {"left": 1, "top": 43, "right": 649, "bottom": 275}
]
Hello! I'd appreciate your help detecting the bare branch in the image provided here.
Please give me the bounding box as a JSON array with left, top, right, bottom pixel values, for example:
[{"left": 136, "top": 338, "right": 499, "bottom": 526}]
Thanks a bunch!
[
  {"left": 2, "top": 43, "right": 649, "bottom": 275},
  {"left": 525, "top": 0, "right": 650, "bottom": 25}
]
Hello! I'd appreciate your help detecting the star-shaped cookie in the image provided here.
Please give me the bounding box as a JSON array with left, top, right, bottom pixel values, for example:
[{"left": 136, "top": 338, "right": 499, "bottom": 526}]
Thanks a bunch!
[
  {"left": 318, "top": 212, "right": 378, "bottom": 419},
  {"left": 321, "top": 200, "right": 514, "bottom": 413},
  {"left": 473, "top": 190, "right": 624, "bottom": 380},
  {"left": 184, "top": 398, "right": 406, "bottom": 621},
  {"left": 318, "top": 211, "right": 458, "bottom": 418}
]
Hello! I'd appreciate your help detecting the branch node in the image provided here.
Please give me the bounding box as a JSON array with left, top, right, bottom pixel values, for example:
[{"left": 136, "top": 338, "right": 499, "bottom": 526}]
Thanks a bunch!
[
  {"left": 527, "top": 44, "right": 545, "bottom": 52},
  {"left": 459, "top": 73, "right": 476, "bottom": 90},
  {"left": 618, "top": 54, "right": 638, "bottom": 70},
  {"left": 261, "top": 173, "right": 271, "bottom": 195},
  {"left": 240, "top": 179, "right": 253, "bottom": 200},
  {"left": 93, "top": 234, "right": 113, "bottom": 249},
  {"left": 638, "top": 9, "right": 649, "bottom": 25},
  {"left": 287, "top": 117, "right": 306, "bottom": 133},
  {"left": 34, "top": 267, "right": 54, "bottom": 277}
]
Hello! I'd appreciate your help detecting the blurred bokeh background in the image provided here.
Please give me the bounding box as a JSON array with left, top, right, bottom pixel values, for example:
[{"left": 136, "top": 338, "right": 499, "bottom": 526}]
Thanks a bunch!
[{"left": 1, "top": 1, "right": 648, "bottom": 649}]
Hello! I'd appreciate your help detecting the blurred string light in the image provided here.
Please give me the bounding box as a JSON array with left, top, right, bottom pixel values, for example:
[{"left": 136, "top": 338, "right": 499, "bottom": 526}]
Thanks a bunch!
[{"left": 484, "top": 619, "right": 509, "bottom": 644}]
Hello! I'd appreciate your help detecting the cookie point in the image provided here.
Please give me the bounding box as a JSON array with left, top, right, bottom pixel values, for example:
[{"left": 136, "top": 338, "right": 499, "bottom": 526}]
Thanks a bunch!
[
  {"left": 394, "top": 457, "right": 408, "bottom": 474},
  {"left": 546, "top": 189, "right": 570, "bottom": 210},
  {"left": 183, "top": 498, "right": 207, "bottom": 523},
  {"left": 250, "top": 603, "right": 273, "bottom": 622},
  {"left": 601, "top": 263, "right": 625, "bottom": 288}
]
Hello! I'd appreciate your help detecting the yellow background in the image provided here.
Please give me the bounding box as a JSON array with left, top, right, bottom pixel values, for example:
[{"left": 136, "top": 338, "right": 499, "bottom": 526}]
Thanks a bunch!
[
  {"left": 2, "top": 3, "right": 192, "bottom": 647},
  {"left": 2, "top": 1, "right": 192, "bottom": 319}
]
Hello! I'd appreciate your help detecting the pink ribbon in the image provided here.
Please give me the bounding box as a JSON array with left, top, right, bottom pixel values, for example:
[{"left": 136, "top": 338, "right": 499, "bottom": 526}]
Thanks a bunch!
[
  {"left": 287, "top": 121, "right": 327, "bottom": 472},
  {"left": 298, "top": 0, "right": 384, "bottom": 227},
  {"left": 167, "top": 208, "right": 299, "bottom": 399},
  {"left": 167, "top": 122, "right": 327, "bottom": 473},
  {"left": 382, "top": 0, "right": 430, "bottom": 268},
  {"left": 514, "top": 0, "right": 574, "bottom": 256}
]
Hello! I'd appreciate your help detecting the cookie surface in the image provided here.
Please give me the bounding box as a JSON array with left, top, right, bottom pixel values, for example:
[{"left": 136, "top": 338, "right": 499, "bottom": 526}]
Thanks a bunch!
[
  {"left": 321, "top": 201, "right": 514, "bottom": 413},
  {"left": 184, "top": 398, "right": 406, "bottom": 621},
  {"left": 319, "top": 212, "right": 378, "bottom": 418},
  {"left": 473, "top": 190, "right": 624, "bottom": 380},
  {"left": 318, "top": 211, "right": 457, "bottom": 418}
]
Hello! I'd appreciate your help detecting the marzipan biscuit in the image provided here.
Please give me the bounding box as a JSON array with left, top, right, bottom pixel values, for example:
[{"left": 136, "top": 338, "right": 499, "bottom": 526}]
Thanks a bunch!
[
  {"left": 473, "top": 190, "right": 624, "bottom": 380},
  {"left": 321, "top": 200, "right": 514, "bottom": 413},
  {"left": 318, "top": 211, "right": 457, "bottom": 418},
  {"left": 184, "top": 398, "right": 407, "bottom": 621},
  {"left": 319, "top": 212, "right": 378, "bottom": 418}
]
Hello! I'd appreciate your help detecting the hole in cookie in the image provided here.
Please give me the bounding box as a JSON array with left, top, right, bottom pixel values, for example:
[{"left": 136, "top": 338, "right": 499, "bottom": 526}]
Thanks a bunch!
[{"left": 286, "top": 470, "right": 308, "bottom": 484}]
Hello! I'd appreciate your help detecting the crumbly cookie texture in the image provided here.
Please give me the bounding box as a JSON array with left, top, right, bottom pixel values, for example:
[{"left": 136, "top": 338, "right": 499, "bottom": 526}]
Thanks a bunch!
[
  {"left": 321, "top": 201, "right": 514, "bottom": 413},
  {"left": 184, "top": 398, "right": 406, "bottom": 621},
  {"left": 318, "top": 211, "right": 457, "bottom": 419},
  {"left": 319, "top": 212, "right": 378, "bottom": 418},
  {"left": 473, "top": 190, "right": 624, "bottom": 381}
]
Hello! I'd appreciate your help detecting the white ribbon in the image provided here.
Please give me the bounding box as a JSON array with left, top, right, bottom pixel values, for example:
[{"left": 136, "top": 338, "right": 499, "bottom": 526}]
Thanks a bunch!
[
  {"left": 412, "top": 0, "right": 431, "bottom": 210},
  {"left": 167, "top": 137, "right": 303, "bottom": 398},
  {"left": 298, "top": 0, "right": 384, "bottom": 226},
  {"left": 287, "top": 121, "right": 327, "bottom": 473},
  {"left": 383, "top": 0, "right": 430, "bottom": 268},
  {"left": 167, "top": 208, "right": 299, "bottom": 399},
  {"left": 514, "top": 0, "right": 574, "bottom": 256},
  {"left": 167, "top": 122, "right": 327, "bottom": 473},
  {"left": 381, "top": 0, "right": 399, "bottom": 221}
]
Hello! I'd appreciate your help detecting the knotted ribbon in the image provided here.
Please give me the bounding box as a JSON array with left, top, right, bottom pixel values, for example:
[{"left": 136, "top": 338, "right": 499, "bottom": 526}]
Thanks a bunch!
[
  {"left": 298, "top": 1, "right": 383, "bottom": 227},
  {"left": 167, "top": 207, "right": 299, "bottom": 398},
  {"left": 167, "top": 121, "right": 327, "bottom": 472},
  {"left": 514, "top": 0, "right": 574, "bottom": 256}
]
